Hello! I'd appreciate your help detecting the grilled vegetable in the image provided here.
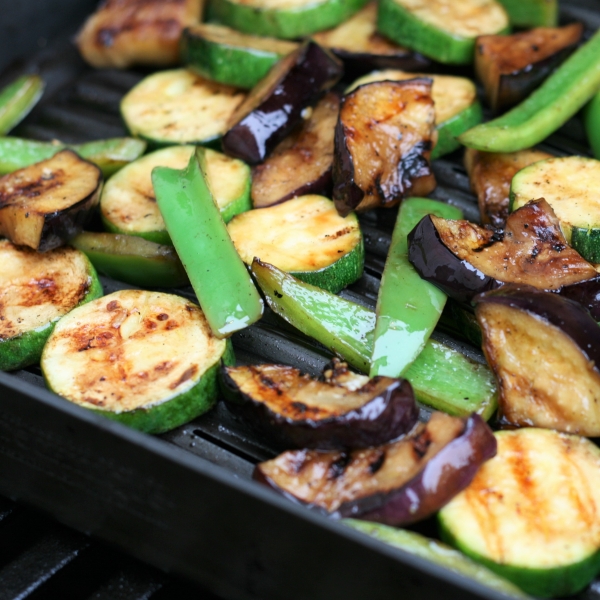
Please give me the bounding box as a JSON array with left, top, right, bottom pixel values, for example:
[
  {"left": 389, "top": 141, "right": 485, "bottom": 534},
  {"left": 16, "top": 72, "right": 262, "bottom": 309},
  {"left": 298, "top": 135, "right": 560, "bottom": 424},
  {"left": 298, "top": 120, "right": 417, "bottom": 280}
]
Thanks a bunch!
[
  {"left": 475, "top": 23, "right": 583, "bottom": 112},
  {"left": 459, "top": 29, "right": 600, "bottom": 152},
  {"left": 207, "top": 0, "right": 369, "bottom": 39},
  {"left": 377, "top": 0, "right": 509, "bottom": 65},
  {"left": 70, "top": 232, "right": 188, "bottom": 289},
  {"left": 439, "top": 428, "right": 600, "bottom": 597},
  {"left": 0, "top": 149, "right": 102, "bottom": 252},
  {"left": 251, "top": 92, "right": 338, "bottom": 209},
  {"left": 0, "top": 240, "right": 102, "bottom": 371},
  {"left": 496, "top": 0, "right": 557, "bottom": 27},
  {"left": 252, "top": 259, "right": 498, "bottom": 419},
  {"left": 371, "top": 198, "right": 462, "bottom": 378},
  {"left": 227, "top": 195, "right": 363, "bottom": 294},
  {"left": 0, "top": 75, "right": 44, "bottom": 136},
  {"left": 474, "top": 287, "right": 600, "bottom": 437},
  {"left": 101, "top": 145, "right": 250, "bottom": 245},
  {"left": 42, "top": 290, "right": 233, "bottom": 434},
  {"left": 585, "top": 90, "right": 600, "bottom": 160},
  {"left": 182, "top": 24, "right": 298, "bottom": 89},
  {"left": 120, "top": 69, "right": 246, "bottom": 148},
  {"left": 255, "top": 411, "right": 496, "bottom": 525},
  {"left": 221, "top": 361, "right": 418, "bottom": 449},
  {"left": 464, "top": 147, "right": 553, "bottom": 227},
  {"left": 76, "top": 0, "right": 202, "bottom": 68},
  {"left": 222, "top": 41, "right": 342, "bottom": 165},
  {"left": 510, "top": 156, "right": 600, "bottom": 263},
  {"left": 152, "top": 149, "right": 263, "bottom": 338},
  {"left": 333, "top": 79, "right": 436, "bottom": 217}
]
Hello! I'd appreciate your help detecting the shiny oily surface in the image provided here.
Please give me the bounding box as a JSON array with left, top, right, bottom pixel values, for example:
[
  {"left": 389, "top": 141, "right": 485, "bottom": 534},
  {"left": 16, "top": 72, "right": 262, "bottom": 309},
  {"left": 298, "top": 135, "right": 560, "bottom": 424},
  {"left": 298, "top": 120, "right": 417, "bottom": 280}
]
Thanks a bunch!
[{"left": 225, "top": 0, "right": 329, "bottom": 10}]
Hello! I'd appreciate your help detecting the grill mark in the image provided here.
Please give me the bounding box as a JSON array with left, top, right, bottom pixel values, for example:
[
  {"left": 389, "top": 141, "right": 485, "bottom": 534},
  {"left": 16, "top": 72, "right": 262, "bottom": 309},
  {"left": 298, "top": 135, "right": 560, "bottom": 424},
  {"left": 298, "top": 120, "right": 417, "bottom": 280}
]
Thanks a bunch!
[
  {"left": 368, "top": 451, "right": 385, "bottom": 474},
  {"left": 411, "top": 429, "right": 432, "bottom": 459},
  {"left": 169, "top": 365, "right": 198, "bottom": 390},
  {"left": 328, "top": 452, "right": 351, "bottom": 480}
]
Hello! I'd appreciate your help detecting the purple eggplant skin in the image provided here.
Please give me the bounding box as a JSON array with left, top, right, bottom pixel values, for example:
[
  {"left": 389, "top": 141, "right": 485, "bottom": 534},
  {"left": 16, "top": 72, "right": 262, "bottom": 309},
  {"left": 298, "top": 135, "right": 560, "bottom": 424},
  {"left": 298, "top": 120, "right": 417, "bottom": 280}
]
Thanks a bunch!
[
  {"left": 559, "top": 276, "right": 600, "bottom": 322},
  {"left": 332, "top": 50, "right": 431, "bottom": 79},
  {"left": 220, "top": 366, "right": 419, "bottom": 450},
  {"left": 221, "top": 41, "right": 342, "bottom": 165},
  {"left": 332, "top": 117, "right": 364, "bottom": 215}
]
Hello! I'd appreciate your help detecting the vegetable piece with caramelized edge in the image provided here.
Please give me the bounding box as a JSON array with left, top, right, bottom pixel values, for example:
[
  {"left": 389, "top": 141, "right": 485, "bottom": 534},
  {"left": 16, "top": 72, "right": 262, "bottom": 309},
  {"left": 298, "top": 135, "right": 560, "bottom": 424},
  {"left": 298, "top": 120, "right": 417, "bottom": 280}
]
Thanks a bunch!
[
  {"left": 585, "top": 90, "right": 600, "bottom": 160},
  {"left": 251, "top": 92, "right": 339, "bottom": 208},
  {"left": 371, "top": 198, "right": 462, "bottom": 378},
  {"left": 475, "top": 24, "right": 583, "bottom": 112},
  {"left": 439, "top": 428, "right": 600, "bottom": 597},
  {"left": 464, "top": 146, "right": 553, "bottom": 228},
  {"left": 474, "top": 287, "right": 600, "bottom": 436},
  {"left": 228, "top": 195, "right": 363, "bottom": 294},
  {"left": 377, "top": 0, "right": 509, "bottom": 65},
  {"left": 42, "top": 290, "right": 233, "bottom": 434},
  {"left": 333, "top": 79, "right": 436, "bottom": 217},
  {"left": 222, "top": 41, "right": 342, "bottom": 165},
  {"left": 76, "top": 0, "right": 202, "bottom": 69},
  {"left": 251, "top": 259, "right": 498, "bottom": 419},
  {"left": 0, "top": 241, "right": 103, "bottom": 371},
  {"left": 221, "top": 360, "right": 418, "bottom": 449},
  {"left": 0, "top": 75, "right": 44, "bottom": 136},
  {"left": 152, "top": 149, "right": 263, "bottom": 337},
  {"left": 459, "top": 29, "right": 600, "bottom": 153},
  {"left": 121, "top": 69, "right": 245, "bottom": 148},
  {"left": 0, "top": 149, "right": 102, "bottom": 252},
  {"left": 496, "top": 0, "right": 557, "bottom": 27},
  {"left": 255, "top": 411, "right": 496, "bottom": 525},
  {"left": 70, "top": 232, "right": 188, "bottom": 289}
]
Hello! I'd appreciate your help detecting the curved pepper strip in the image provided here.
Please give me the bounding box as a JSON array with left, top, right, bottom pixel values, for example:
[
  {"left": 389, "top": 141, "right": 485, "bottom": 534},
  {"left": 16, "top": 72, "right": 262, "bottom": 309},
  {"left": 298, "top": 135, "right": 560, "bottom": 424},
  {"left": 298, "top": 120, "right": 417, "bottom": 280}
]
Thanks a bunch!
[
  {"left": 0, "top": 75, "right": 44, "bottom": 136},
  {"left": 585, "top": 91, "right": 600, "bottom": 160}
]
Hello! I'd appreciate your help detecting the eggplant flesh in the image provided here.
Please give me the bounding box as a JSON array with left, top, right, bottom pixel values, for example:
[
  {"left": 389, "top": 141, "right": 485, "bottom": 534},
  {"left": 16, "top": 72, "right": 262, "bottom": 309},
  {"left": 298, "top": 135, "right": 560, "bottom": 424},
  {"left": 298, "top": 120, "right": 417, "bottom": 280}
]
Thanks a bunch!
[
  {"left": 251, "top": 92, "right": 339, "bottom": 209},
  {"left": 333, "top": 79, "right": 436, "bottom": 217},
  {"left": 221, "top": 361, "right": 419, "bottom": 449},
  {"left": 254, "top": 411, "right": 496, "bottom": 525},
  {"left": 475, "top": 287, "right": 600, "bottom": 436}
]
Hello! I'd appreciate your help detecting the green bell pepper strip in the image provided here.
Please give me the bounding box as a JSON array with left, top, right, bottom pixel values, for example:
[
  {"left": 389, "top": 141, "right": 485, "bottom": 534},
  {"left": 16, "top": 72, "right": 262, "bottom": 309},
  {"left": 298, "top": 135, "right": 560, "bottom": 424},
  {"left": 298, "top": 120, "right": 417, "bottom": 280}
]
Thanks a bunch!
[
  {"left": 70, "top": 232, "right": 189, "bottom": 288},
  {"left": 0, "top": 75, "right": 44, "bottom": 136},
  {"left": 459, "top": 29, "right": 600, "bottom": 153},
  {"left": 585, "top": 91, "right": 600, "bottom": 160},
  {"left": 0, "top": 136, "right": 147, "bottom": 178},
  {"left": 370, "top": 198, "right": 463, "bottom": 378},
  {"left": 496, "top": 0, "right": 557, "bottom": 27},
  {"left": 252, "top": 259, "right": 497, "bottom": 419},
  {"left": 152, "top": 148, "right": 263, "bottom": 338}
]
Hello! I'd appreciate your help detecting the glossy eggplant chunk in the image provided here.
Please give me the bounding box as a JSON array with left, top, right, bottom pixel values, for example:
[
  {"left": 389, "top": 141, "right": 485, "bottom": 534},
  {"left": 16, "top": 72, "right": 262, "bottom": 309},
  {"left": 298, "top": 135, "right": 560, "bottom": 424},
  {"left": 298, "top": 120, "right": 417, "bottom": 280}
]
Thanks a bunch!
[
  {"left": 251, "top": 92, "right": 339, "bottom": 208},
  {"left": 475, "top": 23, "right": 583, "bottom": 112},
  {"left": 221, "top": 360, "right": 418, "bottom": 450},
  {"left": 333, "top": 79, "right": 436, "bottom": 216},
  {"left": 222, "top": 40, "right": 342, "bottom": 165},
  {"left": 475, "top": 287, "right": 600, "bottom": 436},
  {"left": 254, "top": 411, "right": 496, "bottom": 526}
]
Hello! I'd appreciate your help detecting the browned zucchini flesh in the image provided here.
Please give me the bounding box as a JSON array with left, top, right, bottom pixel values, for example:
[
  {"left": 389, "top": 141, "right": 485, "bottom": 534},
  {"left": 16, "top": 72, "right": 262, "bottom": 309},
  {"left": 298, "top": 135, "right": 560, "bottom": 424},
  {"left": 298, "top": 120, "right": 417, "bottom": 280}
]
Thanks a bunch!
[
  {"left": 333, "top": 79, "right": 436, "bottom": 216},
  {"left": 251, "top": 92, "right": 339, "bottom": 208},
  {"left": 0, "top": 150, "right": 102, "bottom": 252},
  {"left": 475, "top": 23, "right": 583, "bottom": 111},
  {"left": 464, "top": 146, "right": 553, "bottom": 227}
]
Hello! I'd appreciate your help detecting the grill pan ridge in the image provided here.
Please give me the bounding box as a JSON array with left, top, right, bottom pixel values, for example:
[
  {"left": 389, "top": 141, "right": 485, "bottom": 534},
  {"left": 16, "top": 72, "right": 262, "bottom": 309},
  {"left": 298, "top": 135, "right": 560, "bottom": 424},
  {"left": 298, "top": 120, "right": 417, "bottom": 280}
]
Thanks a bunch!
[{"left": 0, "top": 1, "right": 599, "bottom": 598}]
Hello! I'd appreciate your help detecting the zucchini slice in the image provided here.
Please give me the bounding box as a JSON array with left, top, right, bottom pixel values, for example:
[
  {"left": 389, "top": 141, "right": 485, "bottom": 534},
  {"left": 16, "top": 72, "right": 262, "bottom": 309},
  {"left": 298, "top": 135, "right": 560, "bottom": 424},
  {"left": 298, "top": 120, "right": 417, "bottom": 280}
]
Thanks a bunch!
[
  {"left": 0, "top": 240, "right": 103, "bottom": 371},
  {"left": 42, "top": 290, "right": 233, "bottom": 434},
  {"left": 120, "top": 69, "right": 246, "bottom": 148},
  {"left": 510, "top": 156, "right": 600, "bottom": 263},
  {"left": 439, "top": 428, "right": 600, "bottom": 597},
  {"left": 182, "top": 23, "right": 298, "bottom": 89},
  {"left": 377, "top": 0, "right": 510, "bottom": 65},
  {"left": 497, "top": 0, "right": 558, "bottom": 27},
  {"left": 227, "top": 195, "right": 363, "bottom": 294},
  {"left": 101, "top": 145, "right": 250, "bottom": 244}
]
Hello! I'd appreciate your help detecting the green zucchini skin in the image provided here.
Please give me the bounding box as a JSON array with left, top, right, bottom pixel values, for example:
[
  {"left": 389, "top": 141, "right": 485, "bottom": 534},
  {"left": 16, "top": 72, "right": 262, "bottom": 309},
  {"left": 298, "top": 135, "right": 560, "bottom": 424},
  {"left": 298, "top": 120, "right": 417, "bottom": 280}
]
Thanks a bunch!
[
  {"left": 431, "top": 101, "right": 483, "bottom": 159},
  {"left": 102, "top": 216, "right": 173, "bottom": 246},
  {"left": 0, "top": 75, "right": 44, "bottom": 136},
  {"left": 496, "top": 0, "right": 558, "bottom": 27},
  {"left": 585, "top": 91, "right": 600, "bottom": 160}
]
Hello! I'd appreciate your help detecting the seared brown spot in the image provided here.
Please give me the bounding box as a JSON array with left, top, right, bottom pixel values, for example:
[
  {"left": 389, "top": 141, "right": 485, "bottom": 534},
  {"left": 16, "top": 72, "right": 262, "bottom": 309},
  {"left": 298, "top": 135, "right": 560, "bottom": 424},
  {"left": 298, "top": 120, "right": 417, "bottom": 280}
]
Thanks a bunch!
[
  {"left": 165, "top": 320, "right": 178, "bottom": 330},
  {"left": 157, "top": 313, "right": 169, "bottom": 321},
  {"left": 169, "top": 365, "right": 198, "bottom": 389},
  {"left": 106, "top": 300, "right": 120, "bottom": 311},
  {"left": 368, "top": 451, "right": 385, "bottom": 474},
  {"left": 328, "top": 453, "right": 351, "bottom": 480},
  {"left": 411, "top": 430, "right": 432, "bottom": 459}
]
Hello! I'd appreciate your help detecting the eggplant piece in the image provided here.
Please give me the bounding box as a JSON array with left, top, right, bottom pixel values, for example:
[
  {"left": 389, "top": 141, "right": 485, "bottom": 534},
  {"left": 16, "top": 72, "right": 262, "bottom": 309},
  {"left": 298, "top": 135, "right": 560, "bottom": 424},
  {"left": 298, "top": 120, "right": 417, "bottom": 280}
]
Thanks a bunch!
[
  {"left": 475, "top": 23, "right": 584, "bottom": 112},
  {"left": 333, "top": 79, "right": 436, "bottom": 216},
  {"left": 0, "top": 150, "right": 102, "bottom": 252},
  {"left": 221, "top": 360, "right": 418, "bottom": 450},
  {"left": 474, "top": 286, "right": 600, "bottom": 436},
  {"left": 222, "top": 40, "right": 342, "bottom": 165},
  {"left": 254, "top": 411, "right": 496, "bottom": 525},
  {"left": 251, "top": 92, "right": 339, "bottom": 208},
  {"left": 464, "top": 146, "right": 553, "bottom": 228},
  {"left": 408, "top": 199, "right": 598, "bottom": 305}
]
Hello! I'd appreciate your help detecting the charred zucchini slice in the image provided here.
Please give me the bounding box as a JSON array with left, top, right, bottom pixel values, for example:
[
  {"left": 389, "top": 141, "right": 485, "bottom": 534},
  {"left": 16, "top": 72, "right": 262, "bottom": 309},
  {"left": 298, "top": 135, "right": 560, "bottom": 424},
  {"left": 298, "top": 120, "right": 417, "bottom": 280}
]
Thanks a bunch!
[
  {"left": 228, "top": 195, "right": 363, "bottom": 294},
  {"left": 101, "top": 145, "right": 250, "bottom": 244},
  {"left": 42, "top": 290, "right": 233, "bottom": 434},
  {"left": 0, "top": 149, "right": 102, "bottom": 252},
  {"left": 0, "top": 240, "right": 103, "bottom": 371},
  {"left": 439, "top": 428, "right": 600, "bottom": 597},
  {"left": 120, "top": 69, "right": 246, "bottom": 148}
]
